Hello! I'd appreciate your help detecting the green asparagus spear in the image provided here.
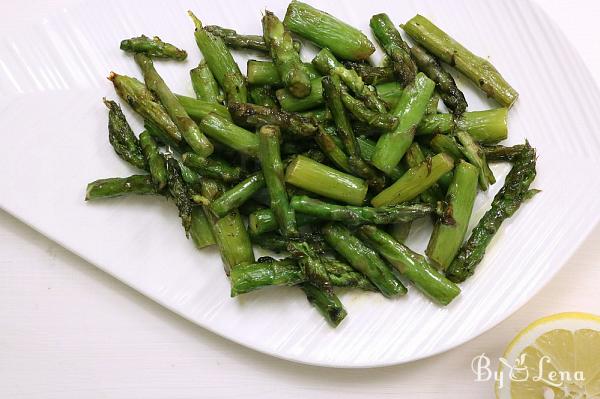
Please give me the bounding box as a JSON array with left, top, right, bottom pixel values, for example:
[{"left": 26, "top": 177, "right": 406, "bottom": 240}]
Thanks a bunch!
[
  {"left": 312, "top": 48, "right": 387, "bottom": 113},
  {"left": 370, "top": 13, "right": 417, "bottom": 86},
  {"left": 358, "top": 225, "right": 460, "bottom": 305},
  {"left": 139, "top": 131, "right": 167, "bottom": 190},
  {"left": 322, "top": 223, "right": 406, "bottom": 297},
  {"left": 201, "top": 178, "right": 255, "bottom": 270},
  {"left": 85, "top": 175, "right": 156, "bottom": 200},
  {"left": 248, "top": 208, "right": 318, "bottom": 235},
  {"left": 343, "top": 62, "right": 395, "bottom": 85},
  {"left": 284, "top": 1, "right": 375, "bottom": 61},
  {"left": 403, "top": 15, "right": 518, "bottom": 107},
  {"left": 288, "top": 241, "right": 332, "bottom": 293},
  {"left": 356, "top": 136, "right": 405, "bottom": 180},
  {"left": 371, "top": 73, "right": 435, "bottom": 174},
  {"left": 416, "top": 109, "right": 508, "bottom": 143},
  {"left": 446, "top": 144, "right": 537, "bottom": 282},
  {"left": 276, "top": 78, "right": 324, "bottom": 112},
  {"left": 404, "top": 142, "right": 444, "bottom": 205},
  {"left": 175, "top": 95, "right": 231, "bottom": 122},
  {"left": 323, "top": 258, "right": 376, "bottom": 291},
  {"left": 375, "top": 82, "right": 404, "bottom": 108},
  {"left": 109, "top": 72, "right": 182, "bottom": 143},
  {"left": 228, "top": 102, "right": 317, "bottom": 137},
  {"left": 426, "top": 161, "right": 478, "bottom": 269},
  {"left": 314, "top": 125, "right": 353, "bottom": 174},
  {"left": 246, "top": 60, "right": 320, "bottom": 86},
  {"left": 204, "top": 25, "right": 301, "bottom": 53},
  {"left": 189, "top": 11, "right": 247, "bottom": 103},
  {"left": 230, "top": 257, "right": 305, "bottom": 296},
  {"left": 322, "top": 75, "right": 385, "bottom": 191},
  {"left": 258, "top": 125, "right": 298, "bottom": 237},
  {"left": 301, "top": 282, "right": 347, "bottom": 327},
  {"left": 103, "top": 99, "right": 146, "bottom": 170},
  {"left": 198, "top": 113, "right": 259, "bottom": 157},
  {"left": 190, "top": 62, "right": 223, "bottom": 104},
  {"left": 455, "top": 130, "right": 495, "bottom": 190},
  {"left": 285, "top": 155, "right": 368, "bottom": 206},
  {"left": 164, "top": 157, "right": 194, "bottom": 234},
  {"left": 372, "top": 153, "right": 455, "bottom": 207},
  {"left": 410, "top": 44, "right": 467, "bottom": 115},
  {"left": 483, "top": 144, "right": 528, "bottom": 162},
  {"left": 263, "top": 11, "right": 312, "bottom": 98},
  {"left": 248, "top": 85, "right": 278, "bottom": 108},
  {"left": 120, "top": 35, "right": 187, "bottom": 60},
  {"left": 429, "top": 134, "right": 464, "bottom": 160},
  {"left": 190, "top": 207, "right": 215, "bottom": 249},
  {"left": 134, "top": 54, "right": 214, "bottom": 157},
  {"left": 339, "top": 85, "right": 398, "bottom": 131},
  {"left": 209, "top": 172, "right": 265, "bottom": 218},
  {"left": 182, "top": 152, "right": 241, "bottom": 182},
  {"left": 291, "top": 195, "right": 433, "bottom": 226}
]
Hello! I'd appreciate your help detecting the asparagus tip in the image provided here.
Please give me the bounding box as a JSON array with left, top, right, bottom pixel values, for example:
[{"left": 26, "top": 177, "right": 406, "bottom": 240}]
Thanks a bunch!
[{"left": 188, "top": 10, "right": 202, "bottom": 30}]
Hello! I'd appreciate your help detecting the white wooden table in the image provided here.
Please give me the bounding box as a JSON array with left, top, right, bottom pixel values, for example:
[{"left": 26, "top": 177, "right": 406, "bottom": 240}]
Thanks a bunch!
[{"left": 2, "top": 1, "right": 600, "bottom": 397}]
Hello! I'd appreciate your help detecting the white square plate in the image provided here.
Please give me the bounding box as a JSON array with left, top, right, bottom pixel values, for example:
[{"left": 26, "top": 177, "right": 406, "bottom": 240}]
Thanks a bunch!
[{"left": 2, "top": 0, "right": 600, "bottom": 367}]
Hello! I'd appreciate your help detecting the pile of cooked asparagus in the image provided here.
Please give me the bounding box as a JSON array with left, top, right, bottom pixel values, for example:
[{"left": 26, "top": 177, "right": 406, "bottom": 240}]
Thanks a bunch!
[{"left": 86, "top": 1, "right": 538, "bottom": 327}]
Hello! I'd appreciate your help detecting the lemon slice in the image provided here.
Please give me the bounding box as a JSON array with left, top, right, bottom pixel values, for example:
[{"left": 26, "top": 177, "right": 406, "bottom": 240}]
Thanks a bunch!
[{"left": 496, "top": 312, "right": 600, "bottom": 399}]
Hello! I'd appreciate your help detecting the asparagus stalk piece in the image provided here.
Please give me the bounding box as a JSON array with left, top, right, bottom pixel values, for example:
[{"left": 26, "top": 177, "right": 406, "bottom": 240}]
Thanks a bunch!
[
  {"left": 258, "top": 125, "right": 298, "bottom": 237},
  {"left": 246, "top": 60, "right": 320, "bottom": 86},
  {"left": 164, "top": 157, "right": 195, "bottom": 234},
  {"left": 248, "top": 208, "right": 318, "bottom": 235},
  {"left": 85, "top": 175, "right": 156, "bottom": 200},
  {"left": 248, "top": 85, "right": 278, "bottom": 108},
  {"left": 483, "top": 144, "right": 528, "bottom": 162},
  {"left": 426, "top": 161, "right": 478, "bottom": 269},
  {"left": 108, "top": 73, "right": 182, "bottom": 144},
  {"left": 204, "top": 25, "right": 302, "bottom": 53},
  {"left": 314, "top": 126, "right": 353, "bottom": 174},
  {"left": 288, "top": 241, "right": 332, "bottom": 293},
  {"left": 120, "top": 35, "right": 187, "bottom": 60},
  {"left": 230, "top": 257, "right": 305, "bottom": 296},
  {"left": 416, "top": 108, "right": 508, "bottom": 143},
  {"left": 455, "top": 130, "right": 495, "bottom": 190},
  {"left": 446, "top": 144, "right": 537, "bottom": 282},
  {"left": 198, "top": 113, "right": 259, "bottom": 157},
  {"left": 182, "top": 152, "right": 241, "bottom": 182},
  {"left": 371, "top": 73, "right": 435, "bottom": 174},
  {"left": 139, "top": 131, "right": 167, "bottom": 191},
  {"left": 403, "top": 15, "right": 518, "bottom": 107},
  {"left": 291, "top": 195, "right": 433, "bottom": 225},
  {"left": 189, "top": 11, "right": 247, "bottom": 103},
  {"left": 322, "top": 75, "right": 385, "bottom": 191},
  {"left": 276, "top": 78, "right": 324, "bottom": 112},
  {"left": 262, "top": 11, "right": 312, "bottom": 98},
  {"left": 209, "top": 172, "right": 265, "bottom": 218},
  {"left": 323, "top": 258, "right": 376, "bottom": 291},
  {"left": 429, "top": 134, "right": 463, "bottom": 160},
  {"left": 372, "top": 153, "right": 455, "bottom": 207},
  {"left": 175, "top": 95, "right": 230, "bottom": 121},
  {"left": 370, "top": 13, "right": 417, "bottom": 86},
  {"left": 410, "top": 44, "right": 467, "bottom": 115},
  {"left": 375, "top": 82, "right": 404, "bottom": 108},
  {"left": 250, "top": 232, "right": 289, "bottom": 253},
  {"left": 190, "top": 207, "right": 215, "bottom": 249},
  {"left": 103, "top": 99, "right": 146, "bottom": 170},
  {"left": 340, "top": 87, "right": 398, "bottom": 131},
  {"left": 343, "top": 62, "right": 395, "bottom": 85},
  {"left": 190, "top": 62, "right": 223, "bottom": 104},
  {"left": 322, "top": 223, "right": 406, "bottom": 297},
  {"left": 358, "top": 225, "right": 460, "bottom": 305},
  {"left": 135, "top": 54, "right": 214, "bottom": 157},
  {"left": 301, "top": 283, "right": 347, "bottom": 327},
  {"left": 228, "top": 102, "right": 317, "bottom": 137},
  {"left": 312, "top": 48, "right": 387, "bottom": 113},
  {"left": 201, "top": 179, "right": 255, "bottom": 270},
  {"left": 404, "top": 142, "right": 444, "bottom": 205},
  {"left": 285, "top": 155, "right": 368, "bottom": 206},
  {"left": 284, "top": 1, "right": 375, "bottom": 61},
  {"left": 356, "top": 136, "right": 405, "bottom": 181}
]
